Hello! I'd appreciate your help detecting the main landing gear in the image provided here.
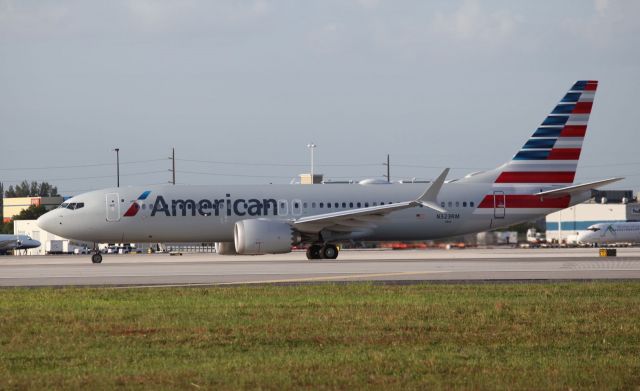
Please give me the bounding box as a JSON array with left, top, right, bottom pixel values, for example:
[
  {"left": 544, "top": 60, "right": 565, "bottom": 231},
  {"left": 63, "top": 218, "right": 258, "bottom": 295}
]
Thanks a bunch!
[{"left": 306, "top": 244, "right": 339, "bottom": 260}]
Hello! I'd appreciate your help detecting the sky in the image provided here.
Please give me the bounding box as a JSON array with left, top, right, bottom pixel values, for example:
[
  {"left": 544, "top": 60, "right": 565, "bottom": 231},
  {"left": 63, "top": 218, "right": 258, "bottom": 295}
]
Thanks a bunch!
[{"left": 1, "top": 0, "right": 639, "bottom": 195}]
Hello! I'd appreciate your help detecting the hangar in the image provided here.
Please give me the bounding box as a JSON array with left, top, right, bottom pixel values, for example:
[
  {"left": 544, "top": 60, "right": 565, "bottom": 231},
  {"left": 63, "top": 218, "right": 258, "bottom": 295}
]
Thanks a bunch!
[{"left": 546, "top": 190, "right": 639, "bottom": 243}]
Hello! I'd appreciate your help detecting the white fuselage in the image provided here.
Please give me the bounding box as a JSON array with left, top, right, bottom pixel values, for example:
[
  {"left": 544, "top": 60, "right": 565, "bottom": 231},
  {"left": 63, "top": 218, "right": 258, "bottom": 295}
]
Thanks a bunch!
[
  {"left": 36, "top": 181, "right": 586, "bottom": 244},
  {"left": 577, "top": 222, "right": 640, "bottom": 244}
]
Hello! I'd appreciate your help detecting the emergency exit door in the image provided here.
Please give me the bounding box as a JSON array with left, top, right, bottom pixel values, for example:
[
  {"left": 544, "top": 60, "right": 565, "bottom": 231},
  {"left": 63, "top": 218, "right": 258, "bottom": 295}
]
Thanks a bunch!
[
  {"left": 493, "top": 191, "right": 506, "bottom": 219},
  {"left": 106, "top": 193, "right": 120, "bottom": 222}
]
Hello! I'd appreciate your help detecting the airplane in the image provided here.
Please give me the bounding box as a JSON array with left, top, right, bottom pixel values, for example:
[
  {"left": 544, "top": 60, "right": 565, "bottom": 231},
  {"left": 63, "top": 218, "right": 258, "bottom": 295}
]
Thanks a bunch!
[
  {"left": 0, "top": 234, "right": 41, "bottom": 255},
  {"left": 37, "top": 80, "right": 623, "bottom": 263},
  {"left": 577, "top": 222, "right": 640, "bottom": 245}
]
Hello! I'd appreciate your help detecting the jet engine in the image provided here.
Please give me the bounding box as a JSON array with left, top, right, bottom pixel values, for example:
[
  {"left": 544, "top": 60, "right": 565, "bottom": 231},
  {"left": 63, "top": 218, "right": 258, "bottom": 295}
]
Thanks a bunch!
[
  {"left": 234, "top": 219, "right": 299, "bottom": 255},
  {"left": 214, "top": 242, "right": 238, "bottom": 255}
]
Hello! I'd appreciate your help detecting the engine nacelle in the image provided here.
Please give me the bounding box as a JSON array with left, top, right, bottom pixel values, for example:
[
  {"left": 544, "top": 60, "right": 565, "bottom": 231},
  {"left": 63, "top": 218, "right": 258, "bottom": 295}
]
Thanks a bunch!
[
  {"left": 234, "top": 219, "right": 297, "bottom": 255},
  {"left": 215, "top": 242, "right": 238, "bottom": 255}
]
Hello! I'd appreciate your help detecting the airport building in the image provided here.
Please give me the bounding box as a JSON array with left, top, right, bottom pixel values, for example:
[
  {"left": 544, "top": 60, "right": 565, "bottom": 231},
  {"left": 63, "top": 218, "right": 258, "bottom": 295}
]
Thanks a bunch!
[
  {"left": 545, "top": 190, "right": 639, "bottom": 243},
  {"left": 2, "top": 196, "right": 63, "bottom": 223}
]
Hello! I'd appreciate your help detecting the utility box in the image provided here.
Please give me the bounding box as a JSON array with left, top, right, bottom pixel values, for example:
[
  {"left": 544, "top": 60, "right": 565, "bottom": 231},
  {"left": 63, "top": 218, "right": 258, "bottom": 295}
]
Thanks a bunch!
[
  {"left": 599, "top": 248, "right": 617, "bottom": 257},
  {"left": 46, "top": 240, "right": 67, "bottom": 254}
]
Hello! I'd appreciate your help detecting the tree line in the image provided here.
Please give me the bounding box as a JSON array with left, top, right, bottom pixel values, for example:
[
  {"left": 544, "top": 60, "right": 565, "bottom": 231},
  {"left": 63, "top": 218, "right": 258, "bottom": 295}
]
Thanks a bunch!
[
  {"left": 1, "top": 181, "right": 59, "bottom": 234},
  {"left": 3, "top": 181, "right": 59, "bottom": 197}
]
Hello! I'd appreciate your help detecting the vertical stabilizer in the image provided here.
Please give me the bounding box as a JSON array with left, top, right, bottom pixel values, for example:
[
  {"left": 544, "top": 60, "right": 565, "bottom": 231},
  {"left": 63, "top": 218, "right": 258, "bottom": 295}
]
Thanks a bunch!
[{"left": 463, "top": 80, "right": 597, "bottom": 186}]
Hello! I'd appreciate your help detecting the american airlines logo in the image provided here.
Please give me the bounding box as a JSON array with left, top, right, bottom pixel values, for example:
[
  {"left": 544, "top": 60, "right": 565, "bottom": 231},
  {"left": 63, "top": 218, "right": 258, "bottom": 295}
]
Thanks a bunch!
[
  {"left": 123, "top": 191, "right": 151, "bottom": 217},
  {"left": 150, "top": 195, "right": 279, "bottom": 217}
]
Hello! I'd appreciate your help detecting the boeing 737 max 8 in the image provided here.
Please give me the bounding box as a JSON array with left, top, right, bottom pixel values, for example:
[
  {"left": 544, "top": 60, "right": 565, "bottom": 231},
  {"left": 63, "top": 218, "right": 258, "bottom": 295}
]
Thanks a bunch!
[{"left": 37, "top": 81, "right": 622, "bottom": 263}]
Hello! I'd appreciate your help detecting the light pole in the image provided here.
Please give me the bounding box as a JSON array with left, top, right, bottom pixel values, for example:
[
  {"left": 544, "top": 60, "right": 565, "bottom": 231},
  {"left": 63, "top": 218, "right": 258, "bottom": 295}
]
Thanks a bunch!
[
  {"left": 307, "top": 143, "right": 316, "bottom": 184},
  {"left": 113, "top": 148, "right": 120, "bottom": 187}
]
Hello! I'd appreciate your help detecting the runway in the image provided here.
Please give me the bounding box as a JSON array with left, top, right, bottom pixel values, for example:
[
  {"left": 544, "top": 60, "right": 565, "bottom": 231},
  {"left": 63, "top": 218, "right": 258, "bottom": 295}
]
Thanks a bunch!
[{"left": 2, "top": 248, "right": 640, "bottom": 287}]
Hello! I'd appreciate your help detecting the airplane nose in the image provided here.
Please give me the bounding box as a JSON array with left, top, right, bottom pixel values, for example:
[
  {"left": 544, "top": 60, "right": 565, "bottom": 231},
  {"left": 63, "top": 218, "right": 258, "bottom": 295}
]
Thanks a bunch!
[{"left": 37, "top": 212, "right": 57, "bottom": 233}]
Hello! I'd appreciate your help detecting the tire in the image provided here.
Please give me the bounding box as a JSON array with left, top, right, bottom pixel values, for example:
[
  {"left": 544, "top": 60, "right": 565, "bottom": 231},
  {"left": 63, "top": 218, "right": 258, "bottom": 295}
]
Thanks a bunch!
[
  {"left": 91, "top": 253, "right": 103, "bottom": 264},
  {"left": 306, "top": 245, "right": 322, "bottom": 260},
  {"left": 321, "top": 244, "right": 339, "bottom": 260}
]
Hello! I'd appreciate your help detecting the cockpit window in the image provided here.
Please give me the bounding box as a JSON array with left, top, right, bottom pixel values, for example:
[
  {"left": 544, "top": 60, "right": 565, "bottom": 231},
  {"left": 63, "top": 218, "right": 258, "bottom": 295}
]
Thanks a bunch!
[
  {"left": 587, "top": 227, "right": 601, "bottom": 232},
  {"left": 59, "top": 202, "right": 85, "bottom": 210}
]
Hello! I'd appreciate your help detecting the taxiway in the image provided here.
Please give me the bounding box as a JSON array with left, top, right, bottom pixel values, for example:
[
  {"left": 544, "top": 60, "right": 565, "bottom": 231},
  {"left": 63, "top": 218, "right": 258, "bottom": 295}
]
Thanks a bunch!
[{"left": 1, "top": 248, "right": 640, "bottom": 287}]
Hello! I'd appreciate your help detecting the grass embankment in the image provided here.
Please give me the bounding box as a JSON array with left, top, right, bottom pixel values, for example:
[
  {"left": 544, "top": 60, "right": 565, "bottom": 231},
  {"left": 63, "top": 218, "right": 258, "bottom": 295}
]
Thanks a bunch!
[{"left": 1, "top": 283, "right": 639, "bottom": 389}]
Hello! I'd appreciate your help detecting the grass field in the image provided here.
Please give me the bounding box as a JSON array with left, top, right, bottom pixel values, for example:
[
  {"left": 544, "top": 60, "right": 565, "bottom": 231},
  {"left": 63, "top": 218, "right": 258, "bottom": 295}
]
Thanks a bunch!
[{"left": 1, "top": 282, "right": 639, "bottom": 390}]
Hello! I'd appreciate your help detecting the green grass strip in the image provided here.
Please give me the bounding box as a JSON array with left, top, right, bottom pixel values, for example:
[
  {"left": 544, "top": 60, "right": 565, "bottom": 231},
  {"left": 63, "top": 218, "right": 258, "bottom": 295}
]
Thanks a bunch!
[{"left": 1, "top": 282, "right": 639, "bottom": 390}]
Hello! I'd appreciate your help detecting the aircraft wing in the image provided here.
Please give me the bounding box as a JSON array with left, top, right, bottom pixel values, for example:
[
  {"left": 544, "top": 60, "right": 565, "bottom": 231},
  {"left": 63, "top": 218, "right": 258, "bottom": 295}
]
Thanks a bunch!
[
  {"left": 534, "top": 177, "right": 624, "bottom": 198},
  {"left": 293, "top": 168, "right": 449, "bottom": 233}
]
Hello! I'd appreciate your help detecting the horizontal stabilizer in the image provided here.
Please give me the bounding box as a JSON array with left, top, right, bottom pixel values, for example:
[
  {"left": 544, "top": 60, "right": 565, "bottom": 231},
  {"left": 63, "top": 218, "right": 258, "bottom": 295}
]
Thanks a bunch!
[{"left": 534, "top": 177, "right": 624, "bottom": 197}]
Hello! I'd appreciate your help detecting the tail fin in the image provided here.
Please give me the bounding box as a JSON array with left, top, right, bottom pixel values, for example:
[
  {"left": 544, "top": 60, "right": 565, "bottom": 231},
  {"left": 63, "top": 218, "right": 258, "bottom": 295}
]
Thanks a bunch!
[{"left": 464, "top": 80, "right": 597, "bottom": 185}]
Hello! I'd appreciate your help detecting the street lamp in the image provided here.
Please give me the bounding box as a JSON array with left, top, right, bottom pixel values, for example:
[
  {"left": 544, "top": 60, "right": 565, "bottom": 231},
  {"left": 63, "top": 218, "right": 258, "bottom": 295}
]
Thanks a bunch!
[
  {"left": 307, "top": 143, "right": 316, "bottom": 183},
  {"left": 113, "top": 148, "right": 120, "bottom": 187}
]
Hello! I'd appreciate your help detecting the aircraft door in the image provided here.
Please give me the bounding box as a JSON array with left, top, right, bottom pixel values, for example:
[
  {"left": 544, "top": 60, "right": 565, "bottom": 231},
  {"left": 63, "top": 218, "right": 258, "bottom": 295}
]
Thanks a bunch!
[
  {"left": 106, "top": 193, "right": 121, "bottom": 222},
  {"left": 493, "top": 191, "right": 506, "bottom": 219}
]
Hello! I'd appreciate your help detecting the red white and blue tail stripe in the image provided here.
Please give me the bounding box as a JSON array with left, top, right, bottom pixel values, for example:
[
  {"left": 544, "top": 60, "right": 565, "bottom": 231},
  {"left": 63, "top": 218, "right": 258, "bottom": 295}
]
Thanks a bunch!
[
  {"left": 495, "top": 80, "right": 597, "bottom": 185},
  {"left": 464, "top": 81, "right": 598, "bottom": 215}
]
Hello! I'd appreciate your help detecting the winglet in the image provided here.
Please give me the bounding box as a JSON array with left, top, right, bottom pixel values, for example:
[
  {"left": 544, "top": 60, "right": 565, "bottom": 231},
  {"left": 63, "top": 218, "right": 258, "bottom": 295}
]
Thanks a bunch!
[{"left": 416, "top": 168, "right": 449, "bottom": 213}]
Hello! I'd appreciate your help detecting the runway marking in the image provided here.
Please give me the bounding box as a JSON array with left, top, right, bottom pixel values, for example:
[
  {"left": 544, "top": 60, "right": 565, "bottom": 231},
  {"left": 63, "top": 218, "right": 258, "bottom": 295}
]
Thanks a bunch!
[
  {"left": 208, "top": 271, "right": 448, "bottom": 286},
  {"left": 108, "top": 271, "right": 448, "bottom": 289}
]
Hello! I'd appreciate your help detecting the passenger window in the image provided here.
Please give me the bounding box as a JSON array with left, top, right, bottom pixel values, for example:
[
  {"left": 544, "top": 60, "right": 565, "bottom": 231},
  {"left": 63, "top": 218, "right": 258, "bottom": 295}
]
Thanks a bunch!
[
  {"left": 294, "top": 202, "right": 299, "bottom": 208},
  {"left": 303, "top": 202, "right": 308, "bottom": 208},
  {"left": 349, "top": 202, "right": 354, "bottom": 207},
  {"left": 342, "top": 202, "right": 346, "bottom": 208},
  {"left": 334, "top": 202, "right": 339, "bottom": 208},
  {"left": 312, "top": 202, "right": 316, "bottom": 208},
  {"left": 364, "top": 202, "right": 369, "bottom": 207},
  {"left": 463, "top": 202, "right": 467, "bottom": 207},
  {"left": 441, "top": 202, "right": 445, "bottom": 207},
  {"left": 320, "top": 202, "right": 324, "bottom": 208},
  {"left": 448, "top": 201, "right": 452, "bottom": 207},
  {"left": 470, "top": 201, "right": 475, "bottom": 207},
  {"left": 381, "top": 202, "right": 385, "bottom": 205},
  {"left": 455, "top": 201, "right": 459, "bottom": 207},
  {"left": 357, "top": 202, "right": 361, "bottom": 207},
  {"left": 327, "top": 203, "right": 331, "bottom": 208},
  {"left": 373, "top": 202, "right": 377, "bottom": 206}
]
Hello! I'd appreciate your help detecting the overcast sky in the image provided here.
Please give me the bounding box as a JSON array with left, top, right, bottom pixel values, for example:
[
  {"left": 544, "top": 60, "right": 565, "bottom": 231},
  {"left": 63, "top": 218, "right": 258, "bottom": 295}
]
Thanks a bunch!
[{"left": 1, "top": 0, "right": 639, "bottom": 195}]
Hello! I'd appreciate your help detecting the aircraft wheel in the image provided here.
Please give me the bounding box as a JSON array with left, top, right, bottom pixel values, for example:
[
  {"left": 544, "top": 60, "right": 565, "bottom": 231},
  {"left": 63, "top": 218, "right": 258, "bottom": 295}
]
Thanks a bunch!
[
  {"left": 91, "top": 253, "right": 103, "bottom": 264},
  {"left": 306, "top": 245, "right": 322, "bottom": 260},
  {"left": 321, "top": 244, "right": 339, "bottom": 260}
]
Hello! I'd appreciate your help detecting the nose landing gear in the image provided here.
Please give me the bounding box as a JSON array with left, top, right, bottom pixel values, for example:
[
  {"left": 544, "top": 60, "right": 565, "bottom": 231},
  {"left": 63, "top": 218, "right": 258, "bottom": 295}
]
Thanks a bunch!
[
  {"left": 90, "top": 243, "right": 102, "bottom": 263},
  {"left": 306, "top": 243, "right": 339, "bottom": 260}
]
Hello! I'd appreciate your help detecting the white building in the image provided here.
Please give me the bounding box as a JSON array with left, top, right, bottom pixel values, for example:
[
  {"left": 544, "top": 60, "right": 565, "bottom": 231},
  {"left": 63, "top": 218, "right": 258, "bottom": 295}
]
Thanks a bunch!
[{"left": 546, "top": 201, "right": 640, "bottom": 244}]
